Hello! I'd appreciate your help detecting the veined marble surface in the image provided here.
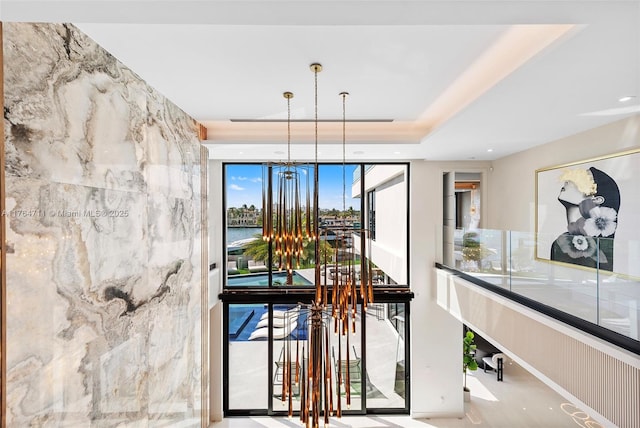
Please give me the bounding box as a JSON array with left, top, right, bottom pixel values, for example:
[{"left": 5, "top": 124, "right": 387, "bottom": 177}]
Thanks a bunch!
[{"left": 4, "top": 23, "right": 204, "bottom": 426}]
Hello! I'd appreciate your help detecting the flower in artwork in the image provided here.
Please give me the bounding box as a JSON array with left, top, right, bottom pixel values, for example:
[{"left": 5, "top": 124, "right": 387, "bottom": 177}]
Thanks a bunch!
[
  {"left": 572, "top": 235, "right": 589, "bottom": 251},
  {"left": 556, "top": 233, "right": 597, "bottom": 259},
  {"left": 583, "top": 206, "right": 618, "bottom": 237}
]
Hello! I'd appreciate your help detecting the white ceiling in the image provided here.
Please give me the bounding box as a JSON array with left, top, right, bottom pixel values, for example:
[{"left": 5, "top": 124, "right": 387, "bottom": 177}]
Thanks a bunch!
[{"left": 2, "top": 1, "right": 639, "bottom": 161}]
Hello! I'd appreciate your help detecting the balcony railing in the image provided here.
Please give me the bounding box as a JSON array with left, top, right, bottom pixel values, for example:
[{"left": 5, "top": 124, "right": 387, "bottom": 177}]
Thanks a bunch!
[{"left": 440, "top": 228, "right": 640, "bottom": 346}]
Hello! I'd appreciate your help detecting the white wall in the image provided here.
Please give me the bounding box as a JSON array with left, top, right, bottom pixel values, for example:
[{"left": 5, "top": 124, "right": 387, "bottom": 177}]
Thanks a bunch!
[
  {"left": 209, "top": 160, "right": 223, "bottom": 273},
  {"left": 363, "top": 165, "right": 408, "bottom": 284},
  {"left": 409, "top": 160, "right": 490, "bottom": 418},
  {"left": 208, "top": 160, "right": 224, "bottom": 422},
  {"left": 487, "top": 115, "right": 640, "bottom": 233}
]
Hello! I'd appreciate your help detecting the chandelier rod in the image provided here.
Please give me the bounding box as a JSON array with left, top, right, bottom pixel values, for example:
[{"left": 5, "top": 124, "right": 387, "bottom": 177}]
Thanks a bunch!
[
  {"left": 340, "top": 92, "right": 349, "bottom": 214},
  {"left": 284, "top": 91, "right": 293, "bottom": 164},
  {"left": 310, "top": 63, "right": 322, "bottom": 303}
]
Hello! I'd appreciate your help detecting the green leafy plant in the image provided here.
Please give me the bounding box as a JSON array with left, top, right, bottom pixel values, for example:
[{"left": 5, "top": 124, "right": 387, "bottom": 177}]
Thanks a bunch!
[
  {"left": 241, "top": 232, "right": 335, "bottom": 285},
  {"left": 243, "top": 233, "right": 335, "bottom": 268},
  {"left": 462, "top": 231, "right": 492, "bottom": 270},
  {"left": 463, "top": 330, "right": 478, "bottom": 391}
]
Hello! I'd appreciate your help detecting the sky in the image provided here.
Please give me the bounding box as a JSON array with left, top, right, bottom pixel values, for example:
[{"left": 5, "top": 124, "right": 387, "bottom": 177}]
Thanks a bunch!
[{"left": 226, "top": 164, "right": 361, "bottom": 211}]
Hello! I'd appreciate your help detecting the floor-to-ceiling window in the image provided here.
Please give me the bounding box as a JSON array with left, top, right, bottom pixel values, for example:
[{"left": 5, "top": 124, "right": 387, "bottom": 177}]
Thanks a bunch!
[
  {"left": 226, "top": 303, "right": 269, "bottom": 411},
  {"left": 221, "top": 162, "right": 411, "bottom": 416}
]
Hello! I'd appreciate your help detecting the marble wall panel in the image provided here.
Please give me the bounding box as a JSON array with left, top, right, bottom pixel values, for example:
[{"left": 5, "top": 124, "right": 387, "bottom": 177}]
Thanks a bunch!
[{"left": 4, "top": 22, "right": 204, "bottom": 426}]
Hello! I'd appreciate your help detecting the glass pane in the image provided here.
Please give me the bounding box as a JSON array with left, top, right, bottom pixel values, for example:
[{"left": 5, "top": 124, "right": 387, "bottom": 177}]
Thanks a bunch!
[
  {"left": 511, "top": 231, "right": 599, "bottom": 324},
  {"left": 319, "top": 164, "right": 361, "bottom": 283},
  {"left": 598, "top": 238, "right": 640, "bottom": 340},
  {"left": 228, "top": 303, "right": 268, "bottom": 409},
  {"left": 225, "top": 164, "right": 265, "bottom": 286},
  {"left": 456, "top": 228, "right": 508, "bottom": 287},
  {"left": 271, "top": 303, "right": 363, "bottom": 414},
  {"left": 330, "top": 304, "right": 363, "bottom": 413},
  {"left": 366, "top": 303, "right": 406, "bottom": 409},
  {"left": 271, "top": 304, "right": 306, "bottom": 413},
  {"left": 319, "top": 164, "right": 360, "bottom": 225},
  {"left": 270, "top": 164, "right": 315, "bottom": 285},
  {"left": 361, "top": 164, "right": 408, "bottom": 286}
]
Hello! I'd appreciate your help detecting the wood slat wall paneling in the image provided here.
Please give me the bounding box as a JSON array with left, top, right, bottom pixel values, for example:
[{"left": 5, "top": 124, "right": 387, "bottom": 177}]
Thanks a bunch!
[{"left": 441, "top": 272, "right": 640, "bottom": 428}]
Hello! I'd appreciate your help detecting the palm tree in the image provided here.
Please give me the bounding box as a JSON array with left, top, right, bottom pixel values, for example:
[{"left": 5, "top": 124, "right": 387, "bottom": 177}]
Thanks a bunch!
[
  {"left": 242, "top": 233, "right": 335, "bottom": 284},
  {"left": 242, "top": 234, "right": 270, "bottom": 264}
]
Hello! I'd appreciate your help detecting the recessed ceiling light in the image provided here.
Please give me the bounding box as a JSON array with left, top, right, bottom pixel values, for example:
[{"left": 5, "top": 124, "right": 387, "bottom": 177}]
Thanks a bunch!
[
  {"left": 393, "top": 151, "right": 401, "bottom": 155},
  {"left": 619, "top": 96, "right": 635, "bottom": 103},
  {"left": 353, "top": 150, "right": 364, "bottom": 155},
  {"left": 274, "top": 150, "right": 285, "bottom": 155},
  {"left": 487, "top": 148, "right": 493, "bottom": 152}
]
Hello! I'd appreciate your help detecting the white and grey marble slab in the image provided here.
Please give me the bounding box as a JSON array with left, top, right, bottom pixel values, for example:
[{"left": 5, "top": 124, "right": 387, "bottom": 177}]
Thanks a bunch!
[{"left": 4, "top": 22, "right": 204, "bottom": 426}]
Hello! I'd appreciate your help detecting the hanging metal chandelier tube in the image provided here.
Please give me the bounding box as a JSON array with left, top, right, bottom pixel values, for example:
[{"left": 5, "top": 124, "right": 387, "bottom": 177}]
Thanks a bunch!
[
  {"left": 271, "top": 63, "right": 377, "bottom": 427},
  {"left": 264, "top": 91, "right": 311, "bottom": 282},
  {"left": 311, "top": 63, "right": 322, "bottom": 303}
]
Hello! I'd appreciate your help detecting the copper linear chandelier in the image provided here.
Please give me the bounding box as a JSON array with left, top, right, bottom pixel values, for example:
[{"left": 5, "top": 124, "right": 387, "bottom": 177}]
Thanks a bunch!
[{"left": 262, "top": 63, "right": 375, "bottom": 428}]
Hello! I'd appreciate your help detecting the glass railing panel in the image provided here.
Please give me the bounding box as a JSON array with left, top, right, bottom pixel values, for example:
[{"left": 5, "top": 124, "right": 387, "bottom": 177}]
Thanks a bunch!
[
  {"left": 454, "top": 228, "right": 509, "bottom": 290},
  {"left": 597, "top": 237, "right": 640, "bottom": 340},
  {"left": 508, "top": 230, "right": 599, "bottom": 324},
  {"left": 442, "top": 228, "right": 640, "bottom": 341},
  {"left": 509, "top": 230, "right": 539, "bottom": 276}
]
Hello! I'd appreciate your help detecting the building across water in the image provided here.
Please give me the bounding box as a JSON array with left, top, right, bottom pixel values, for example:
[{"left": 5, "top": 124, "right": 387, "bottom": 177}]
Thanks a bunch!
[{"left": 227, "top": 206, "right": 261, "bottom": 227}]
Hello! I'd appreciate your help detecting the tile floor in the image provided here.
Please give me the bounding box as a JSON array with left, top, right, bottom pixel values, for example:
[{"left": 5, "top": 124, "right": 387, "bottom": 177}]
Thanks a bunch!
[{"left": 210, "top": 359, "right": 605, "bottom": 427}]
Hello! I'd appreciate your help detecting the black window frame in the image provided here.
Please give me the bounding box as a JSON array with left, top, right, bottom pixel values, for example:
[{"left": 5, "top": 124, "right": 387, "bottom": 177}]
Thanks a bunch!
[
  {"left": 367, "top": 189, "right": 376, "bottom": 241},
  {"left": 221, "top": 161, "right": 412, "bottom": 416}
]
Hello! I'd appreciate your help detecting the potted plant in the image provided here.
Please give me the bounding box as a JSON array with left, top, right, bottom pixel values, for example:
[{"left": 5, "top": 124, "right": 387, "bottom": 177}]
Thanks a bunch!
[
  {"left": 463, "top": 330, "right": 478, "bottom": 401},
  {"left": 462, "top": 231, "right": 490, "bottom": 271}
]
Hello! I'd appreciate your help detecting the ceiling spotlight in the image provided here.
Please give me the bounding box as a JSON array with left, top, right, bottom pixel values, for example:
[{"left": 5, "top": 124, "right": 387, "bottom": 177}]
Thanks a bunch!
[
  {"left": 487, "top": 148, "right": 493, "bottom": 152},
  {"left": 393, "top": 151, "right": 401, "bottom": 155},
  {"left": 618, "top": 96, "right": 635, "bottom": 103}
]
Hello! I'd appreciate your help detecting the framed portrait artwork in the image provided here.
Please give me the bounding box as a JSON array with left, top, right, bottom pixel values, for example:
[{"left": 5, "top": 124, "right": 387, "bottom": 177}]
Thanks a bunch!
[{"left": 535, "top": 148, "right": 640, "bottom": 278}]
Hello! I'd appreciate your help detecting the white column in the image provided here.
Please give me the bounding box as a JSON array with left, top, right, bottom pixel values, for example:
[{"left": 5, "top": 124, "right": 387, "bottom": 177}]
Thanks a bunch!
[{"left": 410, "top": 161, "right": 464, "bottom": 418}]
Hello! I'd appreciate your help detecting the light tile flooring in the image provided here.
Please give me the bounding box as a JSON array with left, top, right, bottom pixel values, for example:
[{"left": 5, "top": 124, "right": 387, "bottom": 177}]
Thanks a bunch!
[{"left": 211, "top": 359, "right": 605, "bottom": 427}]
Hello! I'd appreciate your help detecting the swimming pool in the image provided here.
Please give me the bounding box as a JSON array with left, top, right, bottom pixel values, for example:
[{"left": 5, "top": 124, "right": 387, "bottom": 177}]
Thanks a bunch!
[
  {"left": 227, "top": 271, "right": 313, "bottom": 286},
  {"left": 228, "top": 303, "right": 309, "bottom": 341}
]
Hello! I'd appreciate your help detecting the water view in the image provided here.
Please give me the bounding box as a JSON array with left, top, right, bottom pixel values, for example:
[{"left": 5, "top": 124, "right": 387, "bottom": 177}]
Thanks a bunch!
[{"left": 227, "top": 227, "right": 261, "bottom": 245}]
